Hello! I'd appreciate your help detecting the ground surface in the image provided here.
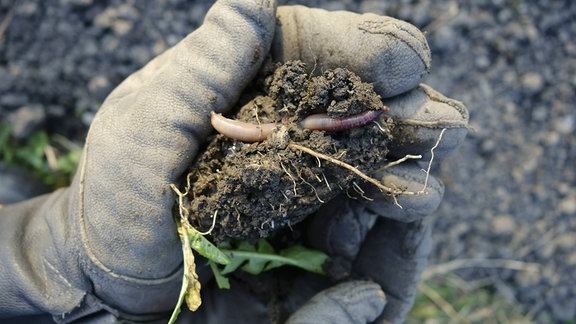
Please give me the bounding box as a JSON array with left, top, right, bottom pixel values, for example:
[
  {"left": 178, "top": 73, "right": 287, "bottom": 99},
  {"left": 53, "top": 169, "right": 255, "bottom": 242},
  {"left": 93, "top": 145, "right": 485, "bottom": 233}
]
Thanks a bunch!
[{"left": 1, "top": 0, "right": 575, "bottom": 322}]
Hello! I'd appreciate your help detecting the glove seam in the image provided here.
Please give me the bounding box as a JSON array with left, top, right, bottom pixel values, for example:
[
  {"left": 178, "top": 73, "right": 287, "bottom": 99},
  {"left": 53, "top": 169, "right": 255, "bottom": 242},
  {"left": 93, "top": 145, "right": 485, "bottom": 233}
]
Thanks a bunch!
[
  {"left": 76, "top": 141, "right": 183, "bottom": 285},
  {"left": 357, "top": 19, "right": 431, "bottom": 72}
]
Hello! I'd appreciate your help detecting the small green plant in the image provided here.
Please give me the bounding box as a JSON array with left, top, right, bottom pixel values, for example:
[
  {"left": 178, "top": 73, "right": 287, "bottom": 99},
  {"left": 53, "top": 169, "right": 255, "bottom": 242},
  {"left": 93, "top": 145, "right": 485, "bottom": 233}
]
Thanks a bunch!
[
  {"left": 168, "top": 215, "right": 329, "bottom": 324},
  {"left": 0, "top": 123, "right": 82, "bottom": 188},
  {"left": 211, "top": 238, "right": 328, "bottom": 288},
  {"left": 409, "top": 275, "right": 533, "bottom": 323},
  {"left": 169, "top": 182, "right": 329, "bottom": 324}
]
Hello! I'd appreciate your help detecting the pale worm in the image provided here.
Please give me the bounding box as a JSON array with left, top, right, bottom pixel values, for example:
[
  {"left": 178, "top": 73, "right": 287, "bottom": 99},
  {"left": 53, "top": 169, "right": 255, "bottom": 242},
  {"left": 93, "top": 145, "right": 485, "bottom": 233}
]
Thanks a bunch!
[
  {"left": 210, "top": 108, "right": 386, "bottom": 142},
  {"left": 210, "top": 111, "right": 279, "bottom": 142}
]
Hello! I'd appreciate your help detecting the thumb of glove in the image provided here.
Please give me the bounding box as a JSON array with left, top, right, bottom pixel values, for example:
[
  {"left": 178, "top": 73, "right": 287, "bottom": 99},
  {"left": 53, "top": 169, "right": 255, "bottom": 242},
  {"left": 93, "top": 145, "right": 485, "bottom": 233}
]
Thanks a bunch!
[
  {"left": 75, "top": 0, "right": 276, "bottom": 279},
  {"left": 272, "top": 6, "right": 430, "bottom": 98}
]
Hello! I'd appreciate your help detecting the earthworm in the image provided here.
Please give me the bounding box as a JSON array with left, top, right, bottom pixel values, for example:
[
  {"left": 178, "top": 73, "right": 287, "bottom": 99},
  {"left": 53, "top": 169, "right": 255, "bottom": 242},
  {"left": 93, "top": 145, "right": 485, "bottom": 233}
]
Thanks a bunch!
[
  {"left": 210, "top": 111, "right": 279, "bottom": 142},
  {"left": 299, "top": 109, "right": 385, "bottom": 131},
  {"left": 210, "top": 108, "right": 386, "bottom": 142}
]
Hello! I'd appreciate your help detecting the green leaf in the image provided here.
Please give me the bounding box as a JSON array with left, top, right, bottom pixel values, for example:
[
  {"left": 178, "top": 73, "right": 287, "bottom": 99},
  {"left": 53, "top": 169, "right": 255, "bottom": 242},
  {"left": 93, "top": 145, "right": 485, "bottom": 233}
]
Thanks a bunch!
[
  {"left": 0, "top": 126, "right": 82, "bottom": 189},
  {"left": 221, "top": 253, "right": 246, "bottom": 274},
  {"left": 220, "top": 239, "right": 329, "bottom": 276},
  {"left": 269, "top": 245, "right": 329, "bottom": 274},
  {"left": 15, "top": 132, "right": 49, "bottom": 170},
  {"left": 187, "top": 228, "right": 231, "bottom": 265},
  {"left": 220, "top": 240, "right": 255, "bottom": 274},
  {"left": 0, "top": 123, "right": 12, "bottom": 162},
  {"left": 56, "top": 149, "right": 82, "bottom": 175},
  {"left": 242, "top": 239, "right": 275, "bottom": 274},
  {"left": 209, "top": 260, "right": 230, "bottom": 289}
]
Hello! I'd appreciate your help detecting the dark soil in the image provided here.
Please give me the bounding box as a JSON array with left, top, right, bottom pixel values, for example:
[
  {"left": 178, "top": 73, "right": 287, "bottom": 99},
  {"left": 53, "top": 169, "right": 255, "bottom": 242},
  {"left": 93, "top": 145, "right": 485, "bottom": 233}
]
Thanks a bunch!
[{"left": 186, "top": 61, "right": 391, "bottom": 242}]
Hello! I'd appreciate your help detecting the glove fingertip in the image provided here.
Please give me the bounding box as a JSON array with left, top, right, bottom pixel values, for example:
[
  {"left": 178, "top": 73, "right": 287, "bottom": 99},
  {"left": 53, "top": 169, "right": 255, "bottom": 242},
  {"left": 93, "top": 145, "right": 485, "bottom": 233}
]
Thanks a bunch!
[
  {"left": 384, "top": 84, "right": 469, "bottom": 162},
  {"left": 363, "top": 162, "right": 444, "bottom": 223},
  {"left": 287, "top": 281, "right": 386, "bottom": 324}
]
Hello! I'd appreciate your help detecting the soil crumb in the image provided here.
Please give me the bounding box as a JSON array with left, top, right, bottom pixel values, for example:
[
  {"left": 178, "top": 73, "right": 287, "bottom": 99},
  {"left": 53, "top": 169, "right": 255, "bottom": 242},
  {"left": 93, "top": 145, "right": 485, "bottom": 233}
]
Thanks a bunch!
[{"left": 185, "top": 61, "right": 393, "bottom": 242}]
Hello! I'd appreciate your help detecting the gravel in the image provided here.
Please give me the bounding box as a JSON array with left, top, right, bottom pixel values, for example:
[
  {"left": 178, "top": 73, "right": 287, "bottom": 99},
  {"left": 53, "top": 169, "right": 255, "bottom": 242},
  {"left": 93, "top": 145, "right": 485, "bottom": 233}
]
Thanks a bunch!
[{"left": 1, "top": 0, "right": 575, "bottom": 321}]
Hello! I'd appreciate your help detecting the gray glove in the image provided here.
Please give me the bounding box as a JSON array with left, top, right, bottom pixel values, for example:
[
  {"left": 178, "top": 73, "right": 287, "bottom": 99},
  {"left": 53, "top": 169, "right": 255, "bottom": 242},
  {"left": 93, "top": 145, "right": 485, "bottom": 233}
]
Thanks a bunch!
[{"left": 0, "top": 1, "right": 468, "bottom": 323}]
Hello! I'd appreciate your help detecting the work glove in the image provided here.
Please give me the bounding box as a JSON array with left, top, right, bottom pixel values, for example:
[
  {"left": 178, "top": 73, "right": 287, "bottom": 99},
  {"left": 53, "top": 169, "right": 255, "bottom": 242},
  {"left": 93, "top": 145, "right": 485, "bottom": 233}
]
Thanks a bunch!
[{"left": 0, "top": 1, "right": 468, "bottom": 324}]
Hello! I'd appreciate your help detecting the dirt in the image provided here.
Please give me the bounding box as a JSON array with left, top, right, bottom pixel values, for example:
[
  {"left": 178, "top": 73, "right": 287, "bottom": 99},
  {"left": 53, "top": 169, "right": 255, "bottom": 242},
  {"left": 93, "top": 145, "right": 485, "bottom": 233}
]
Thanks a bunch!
[{"left": 184, "top": 61, "right": 393, "bottom": 243}]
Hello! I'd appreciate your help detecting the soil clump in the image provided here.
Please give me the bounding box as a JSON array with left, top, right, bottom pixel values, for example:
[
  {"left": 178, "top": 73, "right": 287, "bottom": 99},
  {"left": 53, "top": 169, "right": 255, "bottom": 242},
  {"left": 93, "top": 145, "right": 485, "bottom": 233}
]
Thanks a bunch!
[{"left": 185, "top": 61, "right": 392, "bottom": 242}]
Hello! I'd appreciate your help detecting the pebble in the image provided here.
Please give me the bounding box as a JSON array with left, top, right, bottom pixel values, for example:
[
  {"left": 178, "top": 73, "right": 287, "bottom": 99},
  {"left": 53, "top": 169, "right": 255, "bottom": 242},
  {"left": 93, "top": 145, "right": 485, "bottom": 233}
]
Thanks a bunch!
[
  {"left": 7, "top": 105, "right": 46, "bottom": 139},
  {"left": 554, "top": 233, "right": 576, "bottom": 252},
  {"left": 88, "top": 75, "right": 111, "bottom": 98},
  {"left": 554, "top": 115, "right": 574, "bottom": 134},
  {"left": 0, "top": 94, "right": 27, "bottom": 108},
  {"left": 490, "top": 214, "right": 515, "bottom": 235},
  {"left": 521, "top": 72, "right": 544, "bottom": 94},
  {"left": 557, "top": 194, "right": 576, "bottom": 215}
]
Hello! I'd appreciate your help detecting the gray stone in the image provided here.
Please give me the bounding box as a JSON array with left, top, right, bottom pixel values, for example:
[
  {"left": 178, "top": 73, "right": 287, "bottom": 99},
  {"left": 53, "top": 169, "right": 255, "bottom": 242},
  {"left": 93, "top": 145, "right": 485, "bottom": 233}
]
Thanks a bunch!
[{"left": 8, "top": 105, "right": 46, "bottom": 139}]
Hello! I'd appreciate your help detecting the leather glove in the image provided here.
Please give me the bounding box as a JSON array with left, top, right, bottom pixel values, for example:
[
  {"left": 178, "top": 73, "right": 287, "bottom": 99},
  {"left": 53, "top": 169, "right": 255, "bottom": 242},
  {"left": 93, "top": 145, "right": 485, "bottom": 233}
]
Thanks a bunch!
[{"left": 0, "top": 1, "right": 468, "bottom": 324}]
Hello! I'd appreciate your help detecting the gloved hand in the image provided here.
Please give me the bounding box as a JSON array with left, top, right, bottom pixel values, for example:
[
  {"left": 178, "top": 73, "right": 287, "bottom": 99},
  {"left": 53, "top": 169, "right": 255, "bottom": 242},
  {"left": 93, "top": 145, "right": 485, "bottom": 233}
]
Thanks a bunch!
[{"left": 0, "top": 1, "right": 468, "bottom": 324}]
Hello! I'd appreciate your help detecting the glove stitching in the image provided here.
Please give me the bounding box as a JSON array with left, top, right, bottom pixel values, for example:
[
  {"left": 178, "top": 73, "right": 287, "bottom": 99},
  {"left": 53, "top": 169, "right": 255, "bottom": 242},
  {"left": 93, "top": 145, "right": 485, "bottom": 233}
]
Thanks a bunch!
[
  {"left": 394, "top": 118, "right": 467, "bottom": 128},
  {"left": 420, "top": 84, "right": 469, "bottom": 120},
  {"left": 43, "top": 258, "right": 75, "bottom": 290},
  {"left": 76, "top": 139, "right": 182, "bottom": 285},
  {"left": 357, "top": 20, "right": 431, "bottom": 72}
]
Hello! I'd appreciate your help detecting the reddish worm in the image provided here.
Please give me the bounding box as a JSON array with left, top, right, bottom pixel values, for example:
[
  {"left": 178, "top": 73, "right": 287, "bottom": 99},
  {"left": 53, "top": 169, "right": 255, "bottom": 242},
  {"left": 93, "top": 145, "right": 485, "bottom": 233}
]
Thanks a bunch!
[{"left": 210, "top": 107, "right": 386, "bottom": 142}]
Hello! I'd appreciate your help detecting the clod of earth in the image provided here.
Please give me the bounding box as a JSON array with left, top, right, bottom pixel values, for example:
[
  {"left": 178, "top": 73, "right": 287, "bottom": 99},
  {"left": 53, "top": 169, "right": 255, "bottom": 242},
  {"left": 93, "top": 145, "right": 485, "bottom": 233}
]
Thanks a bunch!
[{"left": 185, "top": 61, "right": 393, "bottom": 242}]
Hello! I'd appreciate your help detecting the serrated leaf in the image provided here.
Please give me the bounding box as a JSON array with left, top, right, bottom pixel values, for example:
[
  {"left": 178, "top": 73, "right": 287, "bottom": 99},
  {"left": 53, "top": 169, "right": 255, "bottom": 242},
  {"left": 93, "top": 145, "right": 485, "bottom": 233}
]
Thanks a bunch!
[
  {"left": 221, "top": 252, "right": 247, "bottom": 274},
  {"left": 237, "top": 240, "right": 257, "bottom": 251},
  {"left": 209, "top": 260, "right": 230, "bottom": 289},
  {"left": 219, "top": 240, "right": 329, "bottom": 276},
  {"left": 242, "top": 256, "right": 268, "bottom": 274},
  {"left": 221, "top": 240, "right": 257, "bottom": 274},
  {"left": 275, "top": 245, "right": 329, "bottom": 274},
  {"left": 257, "top": 239, "right": 275, "bottom": 253},
  {"left": 242, "top": 239, "right": 275, "bottom": 274}
]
